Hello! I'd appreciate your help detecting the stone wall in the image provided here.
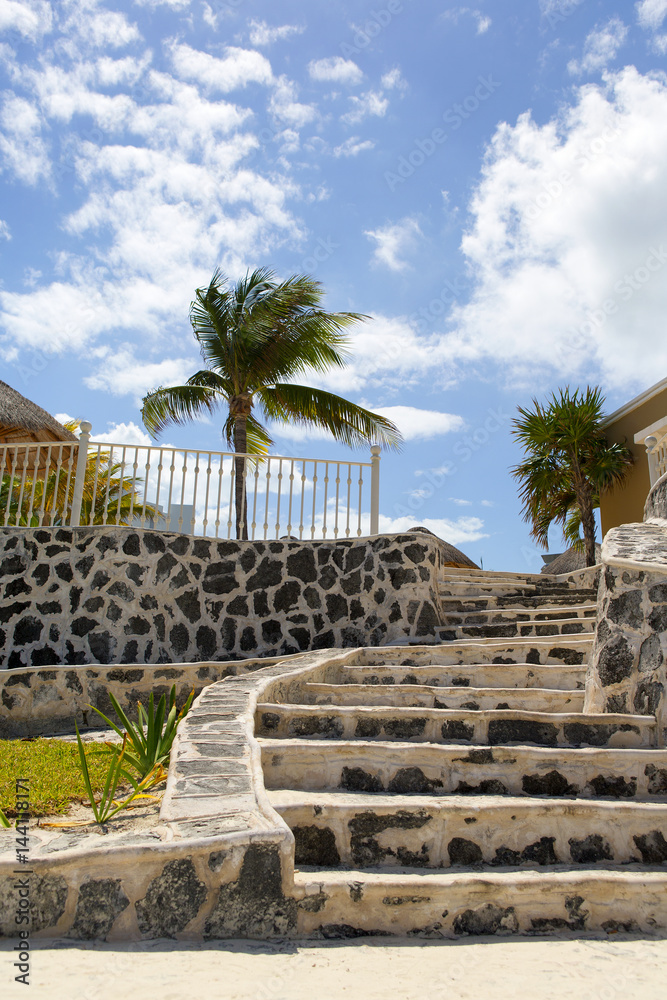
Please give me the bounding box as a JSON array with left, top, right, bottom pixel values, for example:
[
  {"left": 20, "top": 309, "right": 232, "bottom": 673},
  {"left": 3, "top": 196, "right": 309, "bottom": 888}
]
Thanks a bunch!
[
  {"left": 585, "top": 476, "right": 667, "bottom": 741},
  {"left": 0, "top": 527, "right": 444, "bottom": 669}
]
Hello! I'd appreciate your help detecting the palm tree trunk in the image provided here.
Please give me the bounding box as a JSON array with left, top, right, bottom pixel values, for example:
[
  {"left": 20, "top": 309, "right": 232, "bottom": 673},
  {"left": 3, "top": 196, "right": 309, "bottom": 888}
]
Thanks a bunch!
[
  {"left": 231, "top": 394, "right": 252, "bottom": 540},
  {"left": 579, "top": 488, "right": 597, "bottom": 567}
]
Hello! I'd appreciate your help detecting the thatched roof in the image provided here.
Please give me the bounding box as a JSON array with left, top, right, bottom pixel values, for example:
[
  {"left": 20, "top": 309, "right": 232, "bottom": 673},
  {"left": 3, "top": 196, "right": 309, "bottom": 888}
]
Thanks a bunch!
[
  {"left": 541, "top": 544, "right": 601, "bottom": 575},
  {"left": 407, "top": 526, "right": 480, "bottom": 569},
  {"left": 0, "top": 380, "right": 77, "bottom": 444}
]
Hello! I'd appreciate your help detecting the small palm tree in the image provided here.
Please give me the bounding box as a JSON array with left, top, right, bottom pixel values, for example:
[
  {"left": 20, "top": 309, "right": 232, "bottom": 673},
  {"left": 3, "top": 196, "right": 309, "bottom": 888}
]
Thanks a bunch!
[
  {"left": 511, "top": 386, "right": 633, "bottom": 567},
  {"left": 141, "top": 268, "right": 403, "bottom": 538}
]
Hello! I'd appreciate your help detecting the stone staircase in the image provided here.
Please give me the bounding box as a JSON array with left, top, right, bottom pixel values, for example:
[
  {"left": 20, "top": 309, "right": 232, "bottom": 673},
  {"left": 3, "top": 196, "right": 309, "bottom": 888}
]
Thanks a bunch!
[{"left": 256, "top": 567, "right": 667, "bottom": 936}]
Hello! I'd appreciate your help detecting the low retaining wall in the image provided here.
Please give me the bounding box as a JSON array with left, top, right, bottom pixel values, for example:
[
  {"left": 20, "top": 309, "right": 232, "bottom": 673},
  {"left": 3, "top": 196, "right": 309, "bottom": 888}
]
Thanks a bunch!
[
  {"left": 0, "top": 649, "right": 351, "bottom": 942},
  {"left": 0, "top": 527, "right": 444, "bottom": 669},
  {"left": 585, "top": 474, "right": 667, "bottom": 740},
  {"left": 0, "top": 656, "right": 288, "bottom": 738}
]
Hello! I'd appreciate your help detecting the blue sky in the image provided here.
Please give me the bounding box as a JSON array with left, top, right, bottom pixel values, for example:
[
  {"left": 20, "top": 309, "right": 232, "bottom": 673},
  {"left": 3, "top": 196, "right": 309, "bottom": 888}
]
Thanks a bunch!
[{"left": 2, "top": 0, "right": 667, "bottom": 570}]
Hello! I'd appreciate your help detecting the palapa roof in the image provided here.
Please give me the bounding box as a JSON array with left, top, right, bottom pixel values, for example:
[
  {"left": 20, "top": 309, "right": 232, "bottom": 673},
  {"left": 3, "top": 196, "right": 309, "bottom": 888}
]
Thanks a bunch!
[
  {"left": 407, "top": 526, "right": 480, "bottom": 569},
  {"left": 541, "top": 544, "right": 602, "bottom": 575},
  {"left": 0, "top": 380, "right": 77, "bottom": 444}
]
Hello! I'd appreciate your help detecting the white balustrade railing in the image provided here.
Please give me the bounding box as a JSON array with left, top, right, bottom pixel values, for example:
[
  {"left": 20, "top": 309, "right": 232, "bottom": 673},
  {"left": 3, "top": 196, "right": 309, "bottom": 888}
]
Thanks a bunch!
[
  {"left": 0, "top": 423, "right": 381, "bottom": 539},
  {"left": 645, "top": 432, "right": 667, "bottom": 485},
  {"left": 637, "top": 420, "right": 667, "bottom": 487},
  {"left": 0, "top": 440, "right": 79, "bottom": 527}
]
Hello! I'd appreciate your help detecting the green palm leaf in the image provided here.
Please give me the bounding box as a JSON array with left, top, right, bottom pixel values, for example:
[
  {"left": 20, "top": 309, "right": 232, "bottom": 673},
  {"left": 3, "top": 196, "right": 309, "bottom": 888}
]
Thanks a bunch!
[{"left": 258, "top": 383, "right": 403, "bottom": 451}]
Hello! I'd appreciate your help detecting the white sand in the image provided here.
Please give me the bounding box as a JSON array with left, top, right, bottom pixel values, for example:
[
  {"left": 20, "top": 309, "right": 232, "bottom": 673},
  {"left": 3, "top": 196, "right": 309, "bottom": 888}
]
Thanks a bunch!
[{"left": 3, "top": 935, "right": 666, "bottom": 1000}]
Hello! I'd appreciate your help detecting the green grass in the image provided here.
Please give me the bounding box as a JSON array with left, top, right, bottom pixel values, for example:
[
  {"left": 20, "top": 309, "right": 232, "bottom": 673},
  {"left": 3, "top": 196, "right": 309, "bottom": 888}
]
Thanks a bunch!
[{"left": 0, "top": 738, "right": 117, "bottom": 818}]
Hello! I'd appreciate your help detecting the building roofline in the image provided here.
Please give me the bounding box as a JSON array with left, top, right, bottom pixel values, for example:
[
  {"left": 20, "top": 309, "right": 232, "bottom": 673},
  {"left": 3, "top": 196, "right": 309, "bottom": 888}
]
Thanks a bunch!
[{"left": 602, "top": 376, "right": 667, "bottom": 427}]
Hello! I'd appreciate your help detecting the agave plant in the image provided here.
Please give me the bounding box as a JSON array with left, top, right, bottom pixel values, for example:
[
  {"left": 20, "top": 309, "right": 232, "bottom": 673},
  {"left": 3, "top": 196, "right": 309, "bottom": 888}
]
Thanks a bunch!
[
  {"left": 0, "top": 807, "right": 10, "bottom": 828},
  {"left": 74, "top": 728, "right": 166, "bottom": 826},
  {"left": 89, "top": 685, "right": 194, "bottom": 781}
]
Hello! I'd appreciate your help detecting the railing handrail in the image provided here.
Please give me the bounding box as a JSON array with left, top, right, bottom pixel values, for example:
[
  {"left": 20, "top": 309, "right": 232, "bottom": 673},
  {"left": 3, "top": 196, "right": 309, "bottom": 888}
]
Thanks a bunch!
[
  {"left": 0, "top": 440, "right": 80, "bottom": 449},
  {"left": 87, "top": 442, "right": 373, "bottom": 467},
  {"left": 643, "top": 426, "right": 667, "bottom": 487},
  {"left": 0, "top": 431, "right": 381, "bottom": 538}
]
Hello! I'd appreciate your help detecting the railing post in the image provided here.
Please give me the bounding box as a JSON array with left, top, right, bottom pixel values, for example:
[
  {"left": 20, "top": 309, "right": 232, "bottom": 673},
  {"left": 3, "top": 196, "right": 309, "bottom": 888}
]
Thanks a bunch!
[
  {"left": 69, "top": 420, "right": 92, "bottom": 527},
  {"left": 370, "top": 444, "right": 381, "bottom": 535},
  {"left": 645, "top": 435, "right": 659, "bottom": 487}
]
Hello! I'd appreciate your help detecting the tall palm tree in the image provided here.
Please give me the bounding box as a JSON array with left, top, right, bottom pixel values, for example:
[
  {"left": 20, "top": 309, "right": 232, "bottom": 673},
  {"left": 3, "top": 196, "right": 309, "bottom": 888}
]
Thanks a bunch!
[
  {"left": 511, "top": 386, "right": 633, "bottom": 567},
  {"left": 141, "top": 268, "right": 403, "bottom": 538}
]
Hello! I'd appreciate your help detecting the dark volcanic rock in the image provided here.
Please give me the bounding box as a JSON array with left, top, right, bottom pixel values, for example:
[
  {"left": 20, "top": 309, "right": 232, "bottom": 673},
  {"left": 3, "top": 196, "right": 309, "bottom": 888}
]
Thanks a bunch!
[{"left": 135, "top": 859, "right": 207, "bottom": 939}]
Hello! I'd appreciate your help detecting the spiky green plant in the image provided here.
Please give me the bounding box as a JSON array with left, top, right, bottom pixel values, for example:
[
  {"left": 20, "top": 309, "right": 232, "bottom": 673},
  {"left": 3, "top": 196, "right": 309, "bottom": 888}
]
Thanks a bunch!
[
  {"left": 74, "top": 728, "right": 165, "bottom": 825},
  {"left": 142, "top": 268, "right": 403, "bottom": 538},
  {"left": 511, "top": 386, "right": 633, "bottom": 566},
  {"left": 89, "top": 685, "right": 194, "bottom": 780}
]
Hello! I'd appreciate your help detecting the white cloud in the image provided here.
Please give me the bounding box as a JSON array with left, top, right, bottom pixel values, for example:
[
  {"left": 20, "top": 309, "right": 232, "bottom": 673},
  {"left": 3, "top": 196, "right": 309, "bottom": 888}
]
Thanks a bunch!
[
  {"left": 308, "top": 56, "right": 363, "bottom": 86},
  {"left": 445, "top": 67, "right": 667, "bottom": 390},
  {"left": 568, "top": 18, "right": 628, "bottom": 75},
  {"left": 96, "top": 53, "right": 152, "bottom": 87},
  {"left": 293, "top": 314, "right": 462, "bottom": 397},
  {"left": 416, "top": 464, "right": 453, "bottom": 478},
  {"left": 0, "top": 0, "right": 53, "bottom": 41},
  {"left": 134, "top": 0, "right": 189, "bottom": 8},
  {"left": 449, "top": 497, "right": 472, "bottom": 506},
  {"left": 0, "top": 94, "right": 50, "bottom": 185},
  {"left": 93, "top": 421, "right": 154, "bottom": 446},
  {"left": 169, "top": 43, "right": 274, "bottom": 92},
  {"left": 480, "top": 499, "right": 495, "bottom": 507},
  {"left": 248, "top": 20, "right": 304, "bottom": 46},
  {"left": 0, "top": 219, "right": 10, "bottom": 241},
  {"left": 0, "top": 23, "right": 309, "bottom": 361},
  {"left": 636, "top": 0, "right": 667, "bottom": 29},
  {"left": 23, "top": 267, "right": 41, "bottom": 286},
  {"left": 381, "top": 68, "right": 407, "bottom": 91},
  {"left": 636, "top": 0, "right": 667, "bottom": 50},
  {"left": 341, "top": 89, "right": 388, "bottom": 125},
  {"left": 333, "top": 136, "right": 375, "bottom": 157},
  {"left": 442, "top": 8, "right": 492, "bottom": 34},
  {"left": 83, "top": 347, "right": 196, "bottom": 403},
  {"left": 269, "top": 75, "right": 317, "bottom": 128},
  {"left": 75, "top": 8, "right": 140, "bottom": 51},
  {"left": 365, "top": 217, "right": 422, "bottom": 272},
  {"left": 372, "top": 405, "right": 465, "bottom": 440},
  {"left": 377, "top": 514, "right": 487, "bottom": 546}
]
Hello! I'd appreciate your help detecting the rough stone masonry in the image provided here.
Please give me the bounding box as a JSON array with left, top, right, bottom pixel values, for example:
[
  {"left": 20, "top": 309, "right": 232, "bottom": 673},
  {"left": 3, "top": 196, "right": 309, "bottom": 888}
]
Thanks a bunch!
[{"left": 0, "top": 527, "right": 445, "bottom": 669}]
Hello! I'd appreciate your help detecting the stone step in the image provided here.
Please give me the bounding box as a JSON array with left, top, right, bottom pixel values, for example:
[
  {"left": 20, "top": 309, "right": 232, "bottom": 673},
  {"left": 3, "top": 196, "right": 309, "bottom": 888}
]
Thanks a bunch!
[
  {"left": 441, "top": 568, "right": 578, "bottom": 582},
  {"left": 439, "top": 592, "right": 597, "bottom": 611},
  {"left": 441, "top": 604, "right": 597, "bottom": 624},
  {"left": 300, "top": 682, "right": 584, "bottom": 714},
  {"left": 438, "top": 580, "right": 594, "bottom": 597},
  {"left": 435, "top": 618, "right": 596, "bottom": 641},
  {"left": 335, "top": 662, "right": 586, "bottom": 691},
  {"left": 269, "top": 789, "right": 667, "bottom": 869},
  {"left": 261, "top": 739, "right": 667, "bottom": 801},
  {"left": 366, "top": 638, "right": 591, "bottom": 665},
  {"left": 256, "top": 703, "right": 656, "bottom": 748},
  {"left": 443, "top": 568, "right": 560, "bottom": 583},
  {"left": 441, "top": 566, "right": 599, "bottom": 585},
  {"left": 293, "top": 867, "right": 667, "bottom": 937}
]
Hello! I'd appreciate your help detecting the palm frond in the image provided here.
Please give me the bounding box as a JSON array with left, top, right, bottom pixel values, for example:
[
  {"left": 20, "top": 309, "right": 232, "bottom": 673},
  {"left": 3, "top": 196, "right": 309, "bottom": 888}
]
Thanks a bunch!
[
  {"left": 141, "top": 383, "right": 222, "bottom": 437},
  {"left": 258, "top": 384, "right": 403, "bottom": 451}
]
